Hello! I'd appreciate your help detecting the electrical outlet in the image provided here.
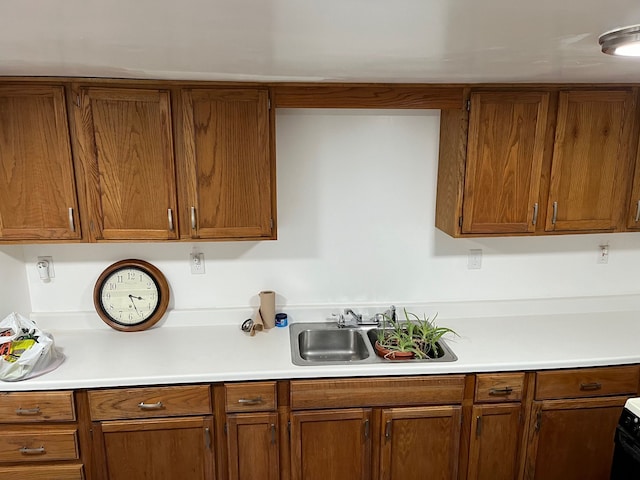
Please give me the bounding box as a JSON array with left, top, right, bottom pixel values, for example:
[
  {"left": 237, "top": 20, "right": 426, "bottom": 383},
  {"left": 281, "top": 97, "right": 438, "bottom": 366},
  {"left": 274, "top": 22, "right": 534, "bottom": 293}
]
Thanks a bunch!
[
  {"left": 597, "top": 244, "right": 609, "bottom": 264},
  {"left": 190, "top": 252, "right": 205, "bottom": 274},
  {"left": 468, "top": 249, "right": 482, "bottom": 270},
  {"left": 36, "top": 256, "right": 54, "bottom": 280}
]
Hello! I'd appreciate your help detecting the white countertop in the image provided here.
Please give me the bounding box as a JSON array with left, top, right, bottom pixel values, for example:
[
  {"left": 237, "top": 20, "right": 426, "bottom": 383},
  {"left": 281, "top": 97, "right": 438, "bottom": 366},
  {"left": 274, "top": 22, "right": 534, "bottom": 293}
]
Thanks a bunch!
[{"left": 2, "top": 308, "right": 640, "bottom": 391}]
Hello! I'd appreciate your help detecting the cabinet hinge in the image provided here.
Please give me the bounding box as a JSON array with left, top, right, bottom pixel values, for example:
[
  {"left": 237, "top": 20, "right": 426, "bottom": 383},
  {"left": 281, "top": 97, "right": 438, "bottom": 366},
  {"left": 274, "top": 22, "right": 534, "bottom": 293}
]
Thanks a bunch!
[
  {"left": 535, "top": 411, "right": 542, "bottom": 432},
  {"left": 466, "top": 99, "right": 471, "bottom": 111},
  {"left": 287, "top": 420, "right": 291, "bottom": 437},
  {"left": 223, "top": 422, "right": 227, "bottom": 434},
  {"left": 458, "top": 216, "right": 463, "bottom": 227}
]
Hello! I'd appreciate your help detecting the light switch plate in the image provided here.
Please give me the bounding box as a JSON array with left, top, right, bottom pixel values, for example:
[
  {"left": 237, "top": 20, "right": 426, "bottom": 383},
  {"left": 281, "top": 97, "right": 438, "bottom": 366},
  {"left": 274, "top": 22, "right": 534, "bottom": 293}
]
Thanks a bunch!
[
  {"left": 190, "top": 252, "right": 205, "bottom": 274},
  {"left": 468, "top": 249, "right": 482, "bottom": 270}
]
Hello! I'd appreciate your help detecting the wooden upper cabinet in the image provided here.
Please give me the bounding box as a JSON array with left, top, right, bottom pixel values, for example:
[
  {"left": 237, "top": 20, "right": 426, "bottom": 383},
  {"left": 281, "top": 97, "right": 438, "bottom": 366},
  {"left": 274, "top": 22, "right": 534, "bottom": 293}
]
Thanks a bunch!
[
  {"left": 0, "top": 85, "right": 81, "bottom": 240},
  {"left": 462, "top": 91, "right": 549, "bottom": 234},
  {"left": 546, "top": 90, "right": 636, "bottom": 233},
  {"left": 625, "top": 133, "right": 640, "bottom": 230},
  {"left": 75, "top": 87, "right": 178, "bottom": 241},
  {"left": 181, "top": 88, "right": 274, "bottom": 240}
]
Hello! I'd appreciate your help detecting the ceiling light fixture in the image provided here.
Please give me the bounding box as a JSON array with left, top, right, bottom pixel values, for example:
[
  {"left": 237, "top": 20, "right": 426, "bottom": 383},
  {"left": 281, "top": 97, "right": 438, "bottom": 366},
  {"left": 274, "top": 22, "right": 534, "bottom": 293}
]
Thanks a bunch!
[{"left": 599, "top": 25, "right": 640, "bottom": 56}]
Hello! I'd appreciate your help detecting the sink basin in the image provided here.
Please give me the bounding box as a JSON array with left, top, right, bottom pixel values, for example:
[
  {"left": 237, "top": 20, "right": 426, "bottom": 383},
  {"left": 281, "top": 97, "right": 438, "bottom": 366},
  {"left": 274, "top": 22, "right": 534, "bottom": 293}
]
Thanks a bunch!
[
  {"left": 298, "top": 329, "right": 370, "bottom": 362},
  {"left": 290, "top": 322, "right": 458, "bottom": 366}
]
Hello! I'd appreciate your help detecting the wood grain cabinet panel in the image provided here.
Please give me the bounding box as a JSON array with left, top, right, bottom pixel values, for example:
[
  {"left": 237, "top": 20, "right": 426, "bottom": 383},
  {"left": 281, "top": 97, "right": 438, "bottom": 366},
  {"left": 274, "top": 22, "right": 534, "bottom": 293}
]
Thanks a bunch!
[
  {"left": 462, "top": 91, "right": 549, "bottom": 234},
  {"left": 75, "top": 87, "right": 179, "bottom": 241},
  {"left": 475, "top": 372, "right": 525, "bottom": 402},
  {"left": 0, "top": 464, "right": 84, "bottom": 480},
  {"left": 0, "top": 391, "right": 75, "bottom": 422},
  {"left": 546, "top": 89, "right": 636, "bottom": 232},
  {"left": 0, "top": 427, "right": 79, "bottom": 462},
  {"left": 379, "top": 406, "right": 462, "bottom": 480},
  {"left": 290, "top": 408, "right": 372, "bottom": 480},
  {"left": 0, "top": 85, "right": 81, "bottom": 240},
  {"left": 524, "top": 396, "right": 626, "bottom": 480},
  {"left": 225, "top": 381, "right": 277, "bottom": 413},
  {"left": 467, "top": 404, "right": 521, "bottom": 480},
  {"left": 94, "top": 416, "right": 215, "bottom": 480},
  {"left": 535, "top": 365, "right": 639, "bottom": 400},
  {"left": 181, "top": 88, "right": 274, "bottom": 240},
  {"left": 88, "top": 385, "right": 211, "bottom": 421},
  {"left": 227, "top": 412, "right": 279, "bottom": 480}
]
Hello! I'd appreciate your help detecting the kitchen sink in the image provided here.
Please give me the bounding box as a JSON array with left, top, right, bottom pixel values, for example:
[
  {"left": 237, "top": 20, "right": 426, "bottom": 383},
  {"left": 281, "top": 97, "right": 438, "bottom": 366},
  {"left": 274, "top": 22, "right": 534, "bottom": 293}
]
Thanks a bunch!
[{"left": 290, "top": 322, "right": 457, "bottom": 366}]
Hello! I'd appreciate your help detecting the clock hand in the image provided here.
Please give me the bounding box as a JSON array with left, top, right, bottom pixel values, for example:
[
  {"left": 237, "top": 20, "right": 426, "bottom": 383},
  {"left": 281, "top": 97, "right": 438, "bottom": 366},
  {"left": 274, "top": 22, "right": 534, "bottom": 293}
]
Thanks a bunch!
[
  {"left": 128, "top": 295, "right": 141, "bottom": 316},
  {"left": 129, "top": 294, "right": 144, "bottom": 300}
]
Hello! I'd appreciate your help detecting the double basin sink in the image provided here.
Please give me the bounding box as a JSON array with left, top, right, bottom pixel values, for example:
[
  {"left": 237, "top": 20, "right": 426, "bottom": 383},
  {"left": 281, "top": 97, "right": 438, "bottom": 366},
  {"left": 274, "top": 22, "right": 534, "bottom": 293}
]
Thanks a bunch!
[{"left": 290, "top": 322, "right": 457, "bottom": 366}]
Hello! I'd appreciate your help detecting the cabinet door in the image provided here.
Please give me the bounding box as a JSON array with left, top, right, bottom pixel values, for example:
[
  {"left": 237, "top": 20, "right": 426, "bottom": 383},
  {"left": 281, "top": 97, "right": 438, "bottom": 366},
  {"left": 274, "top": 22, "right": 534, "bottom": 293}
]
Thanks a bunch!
[
  {"left": 626, "top": 135, "right": 640, "bottom": 230},
  {"left": 524, "top": 396, "right": 626, "bottom": 480},
  {"left": 379, "top": 406, "right": 461, "bottom": 480},
  {"left": 181, "top": 88, "right": 274, "bottom": 239},
  {"left": 467, "top": 404, "right": 521, "bottom": 480},
  {"left": 463, "top": 92, "right": 549, "bottom": 234},
  {"left": 0, "top": 85, "right": 81, "bottom": 240},
  {"left": 290, "top": 408, "right": 372, "bottom": 480},
  {"left": 76, "top": 87, "right": 178, "bottom": 241},
  {"left": 546, "top": 90, "right": 635, "bottom": 232},
  {"left": 94, "top": 416, "right": 215, "bottom": 480},
  {"left": 227, "top": 412, "right": 279, "bottom": 480}
]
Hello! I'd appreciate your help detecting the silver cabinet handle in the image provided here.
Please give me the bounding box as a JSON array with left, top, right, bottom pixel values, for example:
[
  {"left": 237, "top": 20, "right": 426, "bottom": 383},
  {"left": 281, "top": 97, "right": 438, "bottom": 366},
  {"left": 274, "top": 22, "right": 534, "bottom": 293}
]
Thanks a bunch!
[
  {"left": 20, "top": 446, "right": 45, "bottom": 455},
  {"left": 476, "top": 416, "right": 482, "bottom": 437},
  {"left": 489, "top": 387, "right": 513, "bottom": 396},
  {"left": 137, "top": 401, "right": 164, "bottom": 410},
  {"left": 270, "top": 424, "right": 276, "bottom": 444},
  {"left": 190, "top": 206, "right": 197, "bottom": 230},
  {"left": 15, "top": 407, "right": 41, "bottom": 416},
  {"left": 363, "top": 418, "right": 370, "bottom": 439},
  {"left": 385, "top": 420, "right": 392, "bottom": 440},
  {"left": 532, "top": 203, "right": 539, "bottom": 225},
  {"left": 238, "top": 397, "right": 263, "bottom": 405},
  {"left": 204, "top": 427, "right": 211, "bottom": 450},
  {"left": 168, "top": 208, "right": 174, "bottom": 231},
  {"left": 68, "top": 207, "right": 75, "bottom": 232},
  {"left": 635, "top": 200, "right": 640, "bottom": 222},
  {"left": 551, "top": 201, "right": 558, "bottom": 225},
  {"left": 579, "top": 382, "right": 602, "bottom": 391}
]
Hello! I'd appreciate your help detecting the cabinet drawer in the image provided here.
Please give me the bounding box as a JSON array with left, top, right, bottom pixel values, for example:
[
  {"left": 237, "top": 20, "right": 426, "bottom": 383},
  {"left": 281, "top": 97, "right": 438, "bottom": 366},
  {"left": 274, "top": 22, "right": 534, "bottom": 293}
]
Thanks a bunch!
[
  {"left": 291, "top": 375, "right": 465, "bottom": 409},
  {"left": 475, "top": 373, "right": 525, "bottom": 402},
  {"left": 0, "top": 391, "right": 75, "bottom": 422},
  {"left": 0, "top": 464, "right": 84, "bottom": 480},
  {"left": 225, "top": 381, "right": 277, "bottom": 412},
  {"left": 535, "top": 365, "right": 639, "bottom": 400},
  {"left": 0, "top": 428, "right": 79, "bottom": 462},
  {"left": 88, "top": 385, "right": 211, "bottom": 420}
]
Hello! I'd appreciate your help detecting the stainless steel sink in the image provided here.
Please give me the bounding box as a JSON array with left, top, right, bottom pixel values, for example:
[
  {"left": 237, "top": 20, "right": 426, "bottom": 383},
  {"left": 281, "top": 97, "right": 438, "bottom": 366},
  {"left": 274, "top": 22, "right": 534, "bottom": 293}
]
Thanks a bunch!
[
  {"left": 298, "top": 328, "right": 370, "bottom": 362},
  {"left": 290, "top": 322, "right": 457, "bottom": 366}
]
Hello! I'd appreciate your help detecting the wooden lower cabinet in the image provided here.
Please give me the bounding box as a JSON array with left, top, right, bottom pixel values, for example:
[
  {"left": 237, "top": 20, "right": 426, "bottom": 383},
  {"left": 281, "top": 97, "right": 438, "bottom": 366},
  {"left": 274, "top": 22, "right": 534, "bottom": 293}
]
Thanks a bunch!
[
  {"left": 380, "top": 406, "right": 462, "bottom": 480},
  {"left": 467, "top": 404, "right": 521, "bottom": 480},
  {"left": 524, "top": 396, "right": 627, "bottom": 480},
  {"left": 93, "top": 416, "right": 215, "bottom": 480},
  {"left": 290, "top": 408, "right": 372, "bottom": 480},
  {"left": 226, "top": 412, "right": 279, "bottom": 480}
]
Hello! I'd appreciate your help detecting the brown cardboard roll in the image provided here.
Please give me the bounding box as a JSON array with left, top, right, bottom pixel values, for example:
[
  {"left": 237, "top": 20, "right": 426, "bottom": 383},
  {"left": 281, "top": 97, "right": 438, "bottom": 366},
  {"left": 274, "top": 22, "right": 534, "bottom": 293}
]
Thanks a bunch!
[
  {"left": 259, "top": 291, "right": 276, "bottom": 329},
  {"left": 250, "top": 312, "right": 264, "bottom": 337}
]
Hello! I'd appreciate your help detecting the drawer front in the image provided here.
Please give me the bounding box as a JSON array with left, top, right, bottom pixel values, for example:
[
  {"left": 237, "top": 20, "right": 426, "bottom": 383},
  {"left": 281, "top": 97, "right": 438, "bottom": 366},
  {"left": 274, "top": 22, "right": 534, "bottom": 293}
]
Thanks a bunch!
[
  {"left": 0, "top": 464, "right": 84, "bottom": 480},
  {"left": 225, "top": 381, "right": 277, "bottom": 412},
  {"left": 88, "top": 385, "right": 211, "bottom": 420},
  {"left": 0, "top": 428, "right": 79, "bottom": 462},
  {"left": 291, "top": 375, "right": 465, "bottom": 409},
  {"left": 475, "top": 373, "right": 525, "bottom": 403},
  {"left": 535, "top": 365, "right": 640, "bottom": 400},
  {"left": 0, "top": 391, "right": 75, "bottom": 422}
]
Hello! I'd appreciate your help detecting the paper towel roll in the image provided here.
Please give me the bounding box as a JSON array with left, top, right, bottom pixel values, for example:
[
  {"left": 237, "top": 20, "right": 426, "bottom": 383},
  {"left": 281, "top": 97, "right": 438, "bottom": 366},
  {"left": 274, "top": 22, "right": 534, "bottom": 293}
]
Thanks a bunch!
[{"left": 259, "top": 291, "right": 276, "bottom": 329}]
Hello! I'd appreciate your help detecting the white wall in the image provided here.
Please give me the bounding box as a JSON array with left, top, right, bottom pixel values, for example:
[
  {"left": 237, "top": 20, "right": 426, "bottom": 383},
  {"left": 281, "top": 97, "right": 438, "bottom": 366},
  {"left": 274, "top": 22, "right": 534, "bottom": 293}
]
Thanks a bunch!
[
  {"left": 0, "top": 246, "right": 31, "bottom": 317},
  {"left": 19, "top": 109, "right": 640, "bottom": 315}
]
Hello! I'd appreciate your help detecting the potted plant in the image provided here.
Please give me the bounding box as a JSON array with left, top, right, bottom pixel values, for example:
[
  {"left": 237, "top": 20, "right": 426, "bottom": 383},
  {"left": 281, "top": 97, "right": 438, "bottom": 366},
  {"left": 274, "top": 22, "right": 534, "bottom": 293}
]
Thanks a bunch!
[{"left": 374, "top": 309, "right": 456, "bottom": 360}]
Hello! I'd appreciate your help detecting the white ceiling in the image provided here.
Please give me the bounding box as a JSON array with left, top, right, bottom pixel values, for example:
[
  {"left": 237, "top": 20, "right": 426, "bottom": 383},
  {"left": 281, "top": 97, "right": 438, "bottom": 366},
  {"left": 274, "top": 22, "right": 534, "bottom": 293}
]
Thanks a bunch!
[{"left": 3, "top": 0, "right": 640, "bottom": 83}]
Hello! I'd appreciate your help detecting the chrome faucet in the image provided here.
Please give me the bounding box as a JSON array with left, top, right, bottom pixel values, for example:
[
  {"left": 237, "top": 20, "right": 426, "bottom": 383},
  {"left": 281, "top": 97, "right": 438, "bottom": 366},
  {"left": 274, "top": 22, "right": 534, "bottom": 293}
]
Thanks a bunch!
[{"left": 336, "top": 306, "right": 396, "bottom": 328}]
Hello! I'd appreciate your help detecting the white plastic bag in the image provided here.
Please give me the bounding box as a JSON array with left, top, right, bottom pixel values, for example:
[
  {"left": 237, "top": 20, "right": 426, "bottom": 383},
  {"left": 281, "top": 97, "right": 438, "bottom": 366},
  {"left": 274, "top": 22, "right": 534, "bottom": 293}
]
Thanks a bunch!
[{"left": 0, "top": 312, "right": 64, "bottom": 381}]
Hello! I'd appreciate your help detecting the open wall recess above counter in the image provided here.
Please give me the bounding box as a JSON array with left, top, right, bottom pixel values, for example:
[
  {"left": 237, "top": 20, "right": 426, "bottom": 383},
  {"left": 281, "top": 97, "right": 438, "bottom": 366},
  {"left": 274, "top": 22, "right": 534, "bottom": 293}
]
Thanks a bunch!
[{"left": 3, "top": 78, "right": 640, "bottom": 243}]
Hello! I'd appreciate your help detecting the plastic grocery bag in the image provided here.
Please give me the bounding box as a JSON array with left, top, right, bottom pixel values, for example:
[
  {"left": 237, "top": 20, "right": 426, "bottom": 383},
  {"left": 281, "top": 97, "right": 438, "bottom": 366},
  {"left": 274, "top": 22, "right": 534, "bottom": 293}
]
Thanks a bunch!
[{"left": 0, "top": 312, "right": 64, "bottom": 381}]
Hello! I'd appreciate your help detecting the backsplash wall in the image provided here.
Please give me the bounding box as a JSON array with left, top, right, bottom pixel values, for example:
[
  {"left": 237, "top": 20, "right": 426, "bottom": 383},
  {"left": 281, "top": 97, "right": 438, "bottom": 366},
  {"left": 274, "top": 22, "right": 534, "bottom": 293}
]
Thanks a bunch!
[{"left": 13, "top": 109, "right": 640, "bottom": 315}]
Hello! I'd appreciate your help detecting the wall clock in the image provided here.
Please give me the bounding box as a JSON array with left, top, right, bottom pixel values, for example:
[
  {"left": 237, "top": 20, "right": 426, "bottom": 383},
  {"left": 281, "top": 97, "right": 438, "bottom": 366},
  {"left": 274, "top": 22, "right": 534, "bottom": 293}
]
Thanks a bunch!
[{"left": 93, "top": 259, "right": 170, "bottom": 332}]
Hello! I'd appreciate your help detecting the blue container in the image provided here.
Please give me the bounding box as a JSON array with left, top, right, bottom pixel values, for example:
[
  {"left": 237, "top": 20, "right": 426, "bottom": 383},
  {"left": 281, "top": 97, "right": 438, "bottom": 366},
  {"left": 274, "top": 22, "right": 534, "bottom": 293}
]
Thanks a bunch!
[{"left": 275, "top": 313, "right": 288, "bottom": 328}]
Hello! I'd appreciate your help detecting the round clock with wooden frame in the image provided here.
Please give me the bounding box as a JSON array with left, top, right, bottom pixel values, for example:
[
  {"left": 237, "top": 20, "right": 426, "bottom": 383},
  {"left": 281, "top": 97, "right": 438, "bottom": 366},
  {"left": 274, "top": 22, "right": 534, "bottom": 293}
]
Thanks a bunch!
[{"left": 93, "top": 259, "right": 170, "bottom": 332}]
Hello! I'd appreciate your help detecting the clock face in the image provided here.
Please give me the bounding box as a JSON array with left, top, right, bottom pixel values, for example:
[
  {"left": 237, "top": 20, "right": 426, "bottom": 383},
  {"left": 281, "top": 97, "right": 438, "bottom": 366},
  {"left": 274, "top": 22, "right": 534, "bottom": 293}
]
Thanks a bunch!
[
  {"left": 99, "top": 267, "right": 160, "bottom": 326},
  {"left": 94, "top": 259, "right": 170, "bottom": 332}
]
